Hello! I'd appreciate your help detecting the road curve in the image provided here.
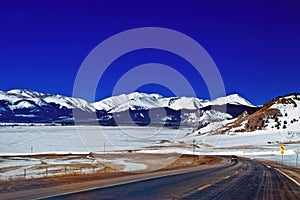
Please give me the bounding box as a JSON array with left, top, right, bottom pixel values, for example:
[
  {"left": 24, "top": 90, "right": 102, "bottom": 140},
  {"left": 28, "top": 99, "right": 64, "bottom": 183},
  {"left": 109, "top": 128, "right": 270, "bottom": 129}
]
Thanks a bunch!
[{"left": 43, "top": 159, "right": 300, "bottom": 200}]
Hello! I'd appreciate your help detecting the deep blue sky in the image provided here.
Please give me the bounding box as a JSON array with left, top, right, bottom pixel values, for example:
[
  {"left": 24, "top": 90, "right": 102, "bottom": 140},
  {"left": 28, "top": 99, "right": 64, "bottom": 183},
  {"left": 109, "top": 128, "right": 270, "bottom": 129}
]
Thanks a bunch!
[{"left": 0, "top": 0, "right": 299, "bottom": 105}]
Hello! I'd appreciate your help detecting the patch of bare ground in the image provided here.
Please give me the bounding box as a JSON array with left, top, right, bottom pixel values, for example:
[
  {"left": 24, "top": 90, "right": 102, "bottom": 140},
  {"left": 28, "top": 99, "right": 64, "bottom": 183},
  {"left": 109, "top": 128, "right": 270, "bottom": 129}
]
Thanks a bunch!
[
  {"left": 0, "top": 166, "right": 25, "bottom": 174},
  {"left": 0, "top": 154, "right": 226, "bottom": 194},
  {"left": 96, "top": 153, "right": 225, "bottom": 172},
  {"left": 279, "top": 140, "right": 300, "bottom": 145},
  {"left": 128, "top": 142, "right": 206, "bottom": 152},
  {"left": 214, "top": 145, "right": 270, "bottom": 150},
  {"left": 141, "top": 143, "right": 188, "bottom": 150},
  {"left": 217, "top": 108, "right": 280, "bottom": 134}
]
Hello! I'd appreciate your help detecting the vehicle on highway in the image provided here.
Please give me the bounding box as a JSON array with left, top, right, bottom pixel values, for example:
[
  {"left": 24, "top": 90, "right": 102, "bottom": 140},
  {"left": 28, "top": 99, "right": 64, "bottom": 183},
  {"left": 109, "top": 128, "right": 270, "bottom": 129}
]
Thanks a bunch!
[{"left": 231, "top": 155, "right": 238, "bottom": 162}]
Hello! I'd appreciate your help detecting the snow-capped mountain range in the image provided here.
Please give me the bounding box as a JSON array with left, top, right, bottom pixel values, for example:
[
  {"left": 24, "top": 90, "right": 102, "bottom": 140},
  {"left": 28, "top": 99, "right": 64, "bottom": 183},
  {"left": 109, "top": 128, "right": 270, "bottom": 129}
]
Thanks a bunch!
[
  {"left": 0, "top": 89, "right": 95, "bottom": 112},
  {"left": 0, "top": 89, "right": 257, "bottom": 126},
  {"left": 92, "top": 92, "right": 255, "bottom": 113},
  {"left": 2, "top": 89, "right": 299, "bottom": 133}
]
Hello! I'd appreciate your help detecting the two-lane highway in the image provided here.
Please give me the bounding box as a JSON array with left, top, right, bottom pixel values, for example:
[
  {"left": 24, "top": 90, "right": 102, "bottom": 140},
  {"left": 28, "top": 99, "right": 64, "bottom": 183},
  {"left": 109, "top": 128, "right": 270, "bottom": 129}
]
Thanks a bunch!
[{"left": 43, "top": 158, "right": 300, "bottom": 200}]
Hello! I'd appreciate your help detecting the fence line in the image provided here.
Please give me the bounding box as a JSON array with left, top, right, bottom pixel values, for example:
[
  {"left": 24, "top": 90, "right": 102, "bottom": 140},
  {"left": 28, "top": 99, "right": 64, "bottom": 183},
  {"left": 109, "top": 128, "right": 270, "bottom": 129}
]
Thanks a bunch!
[{"left": 0, "top": 164, "right": 147, "bottom": 182}]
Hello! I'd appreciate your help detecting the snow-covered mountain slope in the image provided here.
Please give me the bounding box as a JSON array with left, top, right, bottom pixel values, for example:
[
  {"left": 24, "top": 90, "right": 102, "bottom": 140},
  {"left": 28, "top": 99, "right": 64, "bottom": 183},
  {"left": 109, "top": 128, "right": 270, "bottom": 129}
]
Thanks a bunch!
[
  {"left": 43, "top": 95, "right": 95, "bottom": 112},
  {"left": 202, "top": 94, "right": 255, "bottom": 107},
  {"left": 197, "top": 93, "right": 300, "bottom": 134},
  {"left": 4, "top": 89, "right": 95, "bottom": 112},
  {"left": 92, "top": 92, "right": 254, "bottom": 113},
  {"left": 181, "top": 110, "right": 233, "bottom": 127},
  {"left": 166, "top": 97, "right": 204, "bottom": 110},
  {"left": 0, "top": 90, "right": 47, "bottom": 108},
  {"left": 92, "top": 93, "right": 167, "bottom": 112}
]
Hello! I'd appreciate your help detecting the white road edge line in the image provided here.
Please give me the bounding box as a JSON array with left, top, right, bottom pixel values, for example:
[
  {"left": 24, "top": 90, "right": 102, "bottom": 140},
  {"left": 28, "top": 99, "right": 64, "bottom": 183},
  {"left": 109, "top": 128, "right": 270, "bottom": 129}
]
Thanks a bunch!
[
  {"left": 35, "top": 165, "right": 226, "bottom": 200},
  {"left": 275, "top": 168, "right": 300, "bottom": 187}
]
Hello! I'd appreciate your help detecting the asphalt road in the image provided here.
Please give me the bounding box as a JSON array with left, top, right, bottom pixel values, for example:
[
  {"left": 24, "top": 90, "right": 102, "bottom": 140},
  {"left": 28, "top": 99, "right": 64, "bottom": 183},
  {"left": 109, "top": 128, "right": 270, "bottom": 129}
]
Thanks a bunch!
[{"left": 44, "top": 159, "right": 300, "bottom": 200}]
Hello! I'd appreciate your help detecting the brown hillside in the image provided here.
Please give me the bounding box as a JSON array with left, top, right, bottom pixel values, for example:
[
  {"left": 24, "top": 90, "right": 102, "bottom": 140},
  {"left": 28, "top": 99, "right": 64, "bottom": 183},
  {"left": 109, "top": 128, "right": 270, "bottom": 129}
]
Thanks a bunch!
[{"left": 211, "top": 93, "right": 300, "bottom": 134}]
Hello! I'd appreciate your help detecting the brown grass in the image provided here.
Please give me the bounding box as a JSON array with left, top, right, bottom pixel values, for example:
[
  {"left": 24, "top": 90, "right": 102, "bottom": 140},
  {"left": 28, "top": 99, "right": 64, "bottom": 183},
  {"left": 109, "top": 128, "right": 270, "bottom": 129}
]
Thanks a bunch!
[{"left": 0, "top": 154, "right": 226, "bottom": 193}]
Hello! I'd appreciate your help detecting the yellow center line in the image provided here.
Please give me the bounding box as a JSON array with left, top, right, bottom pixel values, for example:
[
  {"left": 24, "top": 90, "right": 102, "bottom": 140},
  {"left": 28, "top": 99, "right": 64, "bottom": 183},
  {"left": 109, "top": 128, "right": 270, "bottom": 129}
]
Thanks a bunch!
[
  {"left": 198, "top": 184, "right": 213, "bottom": 191},
  {"left": 224, "top": 175, "right": 230, "bottom": 179}
]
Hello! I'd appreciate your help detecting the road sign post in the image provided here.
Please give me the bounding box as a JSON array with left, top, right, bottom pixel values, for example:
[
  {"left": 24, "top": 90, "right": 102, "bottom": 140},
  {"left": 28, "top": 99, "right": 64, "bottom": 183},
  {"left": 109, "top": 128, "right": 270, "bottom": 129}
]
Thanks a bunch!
[{"left": 280, "top": 146, "right": 285, "bottom": 165}]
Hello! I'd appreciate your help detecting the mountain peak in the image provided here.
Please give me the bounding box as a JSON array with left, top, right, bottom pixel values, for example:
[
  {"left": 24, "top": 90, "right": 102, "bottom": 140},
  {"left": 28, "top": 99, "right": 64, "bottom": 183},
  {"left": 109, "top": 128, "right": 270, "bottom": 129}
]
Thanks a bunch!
[
  {"left": 126, "top": 92, "right": 163, "bottom": 100},
  {"left": 6, "top": 89, "right": 48, "bottom": 99},
  {"left": 204, "top": 94, "right": 255, "bottom": 107}
]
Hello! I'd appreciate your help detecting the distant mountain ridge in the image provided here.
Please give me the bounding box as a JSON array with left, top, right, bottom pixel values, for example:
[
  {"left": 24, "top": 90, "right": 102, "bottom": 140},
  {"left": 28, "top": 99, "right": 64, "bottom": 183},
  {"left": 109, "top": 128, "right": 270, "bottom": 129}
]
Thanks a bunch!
[
  {"left": 92, "top": 92, "right": 255, "bottom": 112},
  {"left": 2, "top": 89, "right": 297, "bottom": 133},
  {"left": 4, "top": 89, "right": 95, "bottom": 112},
  {"left": 0, "top": 89, "right": 95, "bottom": 123},
  {"left": 0, "top": 89, "right": 257, "bottom": 126}
]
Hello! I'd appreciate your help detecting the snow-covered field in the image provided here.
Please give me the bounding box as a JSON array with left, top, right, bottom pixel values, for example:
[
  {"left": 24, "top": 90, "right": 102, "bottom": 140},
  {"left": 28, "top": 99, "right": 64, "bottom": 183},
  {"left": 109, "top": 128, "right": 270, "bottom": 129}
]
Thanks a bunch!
[
  {"left": 0, "top": 125, "right": 187, "bottom": 180},
  {"left": 0, "top": 125, "right": 190, "bottom": 154},
  {"left": 0, "top": 126, "right": 299, "bottom": 161},
  {"left": 0, "top": 126, "right": 299, "bottom": 180}
]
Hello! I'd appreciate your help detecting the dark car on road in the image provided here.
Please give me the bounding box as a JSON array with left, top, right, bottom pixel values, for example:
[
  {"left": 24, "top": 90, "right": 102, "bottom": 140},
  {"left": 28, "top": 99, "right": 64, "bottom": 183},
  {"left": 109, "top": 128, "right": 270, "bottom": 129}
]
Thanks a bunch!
[{"left": 231, "top": 155, "right": 238, "bottom": 162}]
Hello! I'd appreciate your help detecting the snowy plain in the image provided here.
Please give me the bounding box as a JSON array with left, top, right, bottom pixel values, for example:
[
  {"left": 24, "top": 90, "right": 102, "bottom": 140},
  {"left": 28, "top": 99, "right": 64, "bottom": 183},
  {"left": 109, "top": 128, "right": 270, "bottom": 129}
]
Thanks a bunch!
[
  {"left": 0, "top": 125, "right": 187, "bottom": 180},
  {"left": 0, "top": 125, "right": 189, "bottom": 154},
  {"left": 0, "top": 125, "right": 299, "bottom": 180},
  {"left": 0, "top": 125, "right": 299, "bottom": 162}
]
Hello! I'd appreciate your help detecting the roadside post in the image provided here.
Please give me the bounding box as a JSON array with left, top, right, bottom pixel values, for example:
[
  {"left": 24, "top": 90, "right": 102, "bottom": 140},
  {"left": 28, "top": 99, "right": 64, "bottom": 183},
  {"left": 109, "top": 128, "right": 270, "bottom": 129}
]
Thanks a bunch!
[
  {"left": 280, "top": 145, "right": 285, "bottom": 165},
  {"left": 295, "top": 149, "right": 300, "bottom": 167},
  {"left": 192, "top": 139, "right": 195, "bottom": 156}
]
